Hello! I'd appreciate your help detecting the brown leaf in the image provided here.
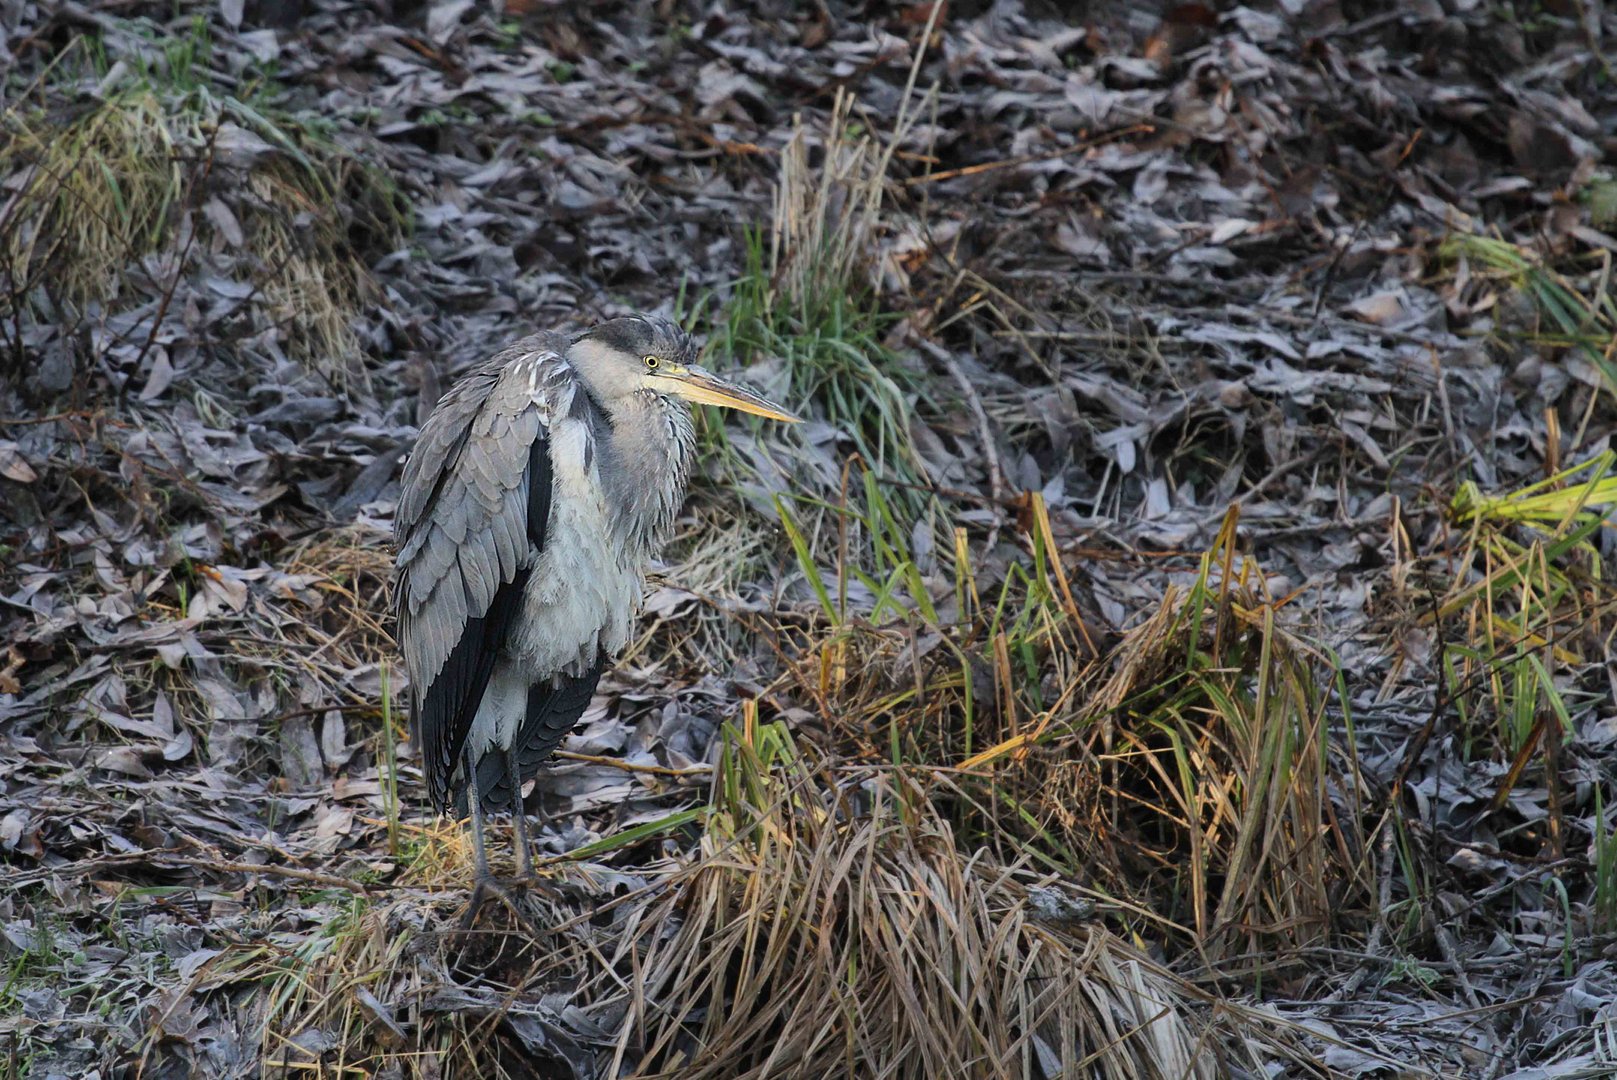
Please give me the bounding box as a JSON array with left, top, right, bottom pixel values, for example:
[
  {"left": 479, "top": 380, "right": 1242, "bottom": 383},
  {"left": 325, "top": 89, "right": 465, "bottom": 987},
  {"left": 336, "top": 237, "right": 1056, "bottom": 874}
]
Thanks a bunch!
[
  {"left": 1143, "top": 3, "right": 1217, "bottom": 72},
  {"left": 0, "top": 441, "right": 38, "bottom": 483},
  {"left": 1507, "top": 113, "right": 1579, "bottom": 177},
  {"left": 147, "top": 987, "right": 204, "bottom": 1044},
  {"left": 95, "top": 746, "right": 153, "bottom": 778},
  {"left": 0, "top": 810, "right": 43, "bottom": 859}
]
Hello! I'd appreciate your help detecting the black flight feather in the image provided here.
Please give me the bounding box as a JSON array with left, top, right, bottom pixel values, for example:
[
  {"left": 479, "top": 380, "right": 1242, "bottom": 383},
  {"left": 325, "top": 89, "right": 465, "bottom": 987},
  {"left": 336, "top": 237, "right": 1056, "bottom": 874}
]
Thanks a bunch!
[{"left": 466, "top": 653, "right": 604, "bottom": 817}]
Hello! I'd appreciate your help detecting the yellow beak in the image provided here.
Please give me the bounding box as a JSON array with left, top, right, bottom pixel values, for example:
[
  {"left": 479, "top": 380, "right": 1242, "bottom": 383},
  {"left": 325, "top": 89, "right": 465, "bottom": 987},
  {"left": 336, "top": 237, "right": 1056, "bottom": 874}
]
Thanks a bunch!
[{"left": 661, "top": 365, "right": 801, "bottom": 423}]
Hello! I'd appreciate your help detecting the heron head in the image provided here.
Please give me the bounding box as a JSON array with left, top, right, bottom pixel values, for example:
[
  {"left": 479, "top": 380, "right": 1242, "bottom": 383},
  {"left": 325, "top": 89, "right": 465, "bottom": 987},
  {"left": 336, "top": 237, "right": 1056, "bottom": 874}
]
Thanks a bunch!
[{"left": 571, "top": 314, "right": 800, "bottom": 423}]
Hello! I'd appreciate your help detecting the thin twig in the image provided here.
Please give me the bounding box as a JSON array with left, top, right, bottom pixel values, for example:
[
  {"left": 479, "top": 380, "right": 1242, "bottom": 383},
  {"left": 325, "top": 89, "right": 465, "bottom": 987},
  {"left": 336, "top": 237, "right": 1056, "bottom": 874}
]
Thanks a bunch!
[
  {"left": 0, "top": 409, "right": 102, "bottom": 426},
  {"left": 901, "top": 124, "right": 1153, "bottom": 187},
  {"left": 552, "top": 751, "right": 712, "bottom": 777},
  {"left": 154, "top": 855, "right": 371, "bottom": 893},
  {"left": 1430, "top": 912, "right": 1484, "bottom": 1013}
]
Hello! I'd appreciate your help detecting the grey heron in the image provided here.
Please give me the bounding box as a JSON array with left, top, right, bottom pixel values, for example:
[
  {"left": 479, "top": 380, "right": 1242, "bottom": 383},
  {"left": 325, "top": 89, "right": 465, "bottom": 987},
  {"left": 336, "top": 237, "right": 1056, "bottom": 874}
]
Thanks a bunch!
[{"left": 393, "top": 315, "right": 798, "bottom": 921}]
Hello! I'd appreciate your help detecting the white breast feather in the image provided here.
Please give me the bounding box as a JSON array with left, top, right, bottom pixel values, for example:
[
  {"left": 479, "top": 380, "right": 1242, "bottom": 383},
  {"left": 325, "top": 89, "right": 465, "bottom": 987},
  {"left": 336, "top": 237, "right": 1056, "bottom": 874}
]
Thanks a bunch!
[{"left": 514, "top": 384, "right": 641, "bottom": 682}]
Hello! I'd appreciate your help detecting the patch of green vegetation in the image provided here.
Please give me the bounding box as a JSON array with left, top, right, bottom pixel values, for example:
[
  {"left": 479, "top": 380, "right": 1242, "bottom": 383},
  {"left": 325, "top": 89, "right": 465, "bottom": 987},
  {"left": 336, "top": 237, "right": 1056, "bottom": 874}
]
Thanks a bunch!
[
  {"left": 1380, "top": 957, "right": 1442, "bottom": 991},
  {"left": 258, "top": 890, "right": 373, "bottom": 1031},
  {"left": 1443, "top": 232, "right": 1617, "bottom": 399},
  {"left": 0, "top": 902, "right": 167, "bottom": 1073},
  {"left": 130, "top": 12, "right": 214, "bottom": 92},
  {"left": 711, "top": 227, "right": 923, "bottom": 490},
  {"left": 1587, "top": 174, "right": 1617, "bottom": 227},
  {"left": 417, "top": 103, "right": 478, "bottom": 127},
  {"left": 494, "top": 18, "right": 524, "bottom": 48},
  {"left": 512, "top": 107, "right": 555, "bottom": 127}
]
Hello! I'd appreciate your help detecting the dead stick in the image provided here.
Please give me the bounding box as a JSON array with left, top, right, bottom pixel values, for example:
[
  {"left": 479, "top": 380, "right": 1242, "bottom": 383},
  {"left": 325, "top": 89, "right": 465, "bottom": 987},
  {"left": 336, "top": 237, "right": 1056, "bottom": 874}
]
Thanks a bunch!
[
  {"left": 155, "top": 856, "right": 370, "bottom": 893},
  {"left": 552, "top": 751, "right": 712, "bottom": 777},
  {"left": 903, "top": 124, "right": 1153, "bottom": 186}
]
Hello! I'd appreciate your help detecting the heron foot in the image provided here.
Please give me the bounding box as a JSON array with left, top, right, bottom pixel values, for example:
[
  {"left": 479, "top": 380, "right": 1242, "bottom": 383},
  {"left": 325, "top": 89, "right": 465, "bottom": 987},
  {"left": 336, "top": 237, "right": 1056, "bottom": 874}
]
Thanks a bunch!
[{"left": 457, "top": 875, "right": 545, "bottom": 937}]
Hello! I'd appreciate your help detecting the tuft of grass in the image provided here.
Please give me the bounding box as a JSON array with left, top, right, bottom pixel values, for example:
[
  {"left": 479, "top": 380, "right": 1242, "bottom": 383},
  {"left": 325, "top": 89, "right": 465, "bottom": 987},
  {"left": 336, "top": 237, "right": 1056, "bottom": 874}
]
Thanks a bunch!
[
  {"left": 711, "top": 226, "right": 924, "bottom": 486},
  {"left": 961, "top": 509, "right": 1368, "bottom": 966},
  {"left": 771, "top": 467, "right": 1089, "bottom": 779},
  {"left": 769, "top": 89, "right": 894, "bottom": 316},
  {"left": 765, "top": 485, "right": 1360, "bottom": 969},
  {"left": 1440, "top": 451, "right": 1615, "bottom": 758},
  {"left": 0, "top": 29, "right": 407, "bottom": 387},
  {"left": 1442, "top": 232, "right": 1617, "bottom": 398},
  {"left": 0, "top": 84, "right": 183, "bottom": 312},
  {"left": 1379, "top": 449, "right": 1617, "bottom": 969},
  {"left": 703, "top": 91, "right": 934, "bottom": 515},
  {"left": 608, "top": 717, "right": 1230, "bottom": 1079},
  {"left": 1451, "top": 450, "right": 1617, "bottom": 536}
]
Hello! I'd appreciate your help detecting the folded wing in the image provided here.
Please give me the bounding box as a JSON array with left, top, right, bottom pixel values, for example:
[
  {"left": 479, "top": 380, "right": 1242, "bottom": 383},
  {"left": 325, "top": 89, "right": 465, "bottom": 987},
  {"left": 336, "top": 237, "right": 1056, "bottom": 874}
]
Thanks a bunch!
[{"left": 393, "top": 341, "right": 561, "bottom": 811}]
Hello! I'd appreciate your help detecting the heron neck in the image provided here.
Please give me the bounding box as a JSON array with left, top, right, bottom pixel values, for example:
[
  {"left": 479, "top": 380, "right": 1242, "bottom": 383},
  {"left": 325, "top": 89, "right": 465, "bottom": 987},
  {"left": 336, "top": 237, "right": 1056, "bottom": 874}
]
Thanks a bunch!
[{"left": 599, "top": 391, "right": 695, "bottom": 562}]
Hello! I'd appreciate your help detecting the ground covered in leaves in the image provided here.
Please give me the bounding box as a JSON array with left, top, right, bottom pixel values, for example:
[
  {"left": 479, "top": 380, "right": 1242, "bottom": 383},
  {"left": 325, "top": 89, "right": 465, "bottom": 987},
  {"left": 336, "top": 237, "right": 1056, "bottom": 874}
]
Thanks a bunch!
[{"left": 3, "top": 0, "right": 1617, "bottom": 1077}]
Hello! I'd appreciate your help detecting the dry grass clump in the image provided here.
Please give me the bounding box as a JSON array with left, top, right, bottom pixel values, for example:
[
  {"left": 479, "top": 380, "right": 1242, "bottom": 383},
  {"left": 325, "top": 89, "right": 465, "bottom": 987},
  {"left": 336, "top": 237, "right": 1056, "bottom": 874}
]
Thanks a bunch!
[
  {"left": 282, "top": 527, "right": 398, "bottom": 666},
  {"left": 607, "top": 720, "right": 1225, "bottom": 1080},
  {"left": 769, "top": 89, "right": 895, "bottom": 318},
  {"left": 247, "top": 888, "right": 603, "bottom": 1079},
  {"left": 0, "top": 86, "right": 183, "bottom": 311},
  {"left": 762, "top": 488, "right": 1364, "bottom": 967},
  {"left": 956, "top": 511, "right": 1371, "bottom": 967},
  {"left": 240, "top": 165, "right": 372, "bottom": 385},
  {"left": 247, "top": 720, "right": 1306, "bottom": 1079},
  {"left": 0, "top": 34, "right": 404, "bottom": 386}
]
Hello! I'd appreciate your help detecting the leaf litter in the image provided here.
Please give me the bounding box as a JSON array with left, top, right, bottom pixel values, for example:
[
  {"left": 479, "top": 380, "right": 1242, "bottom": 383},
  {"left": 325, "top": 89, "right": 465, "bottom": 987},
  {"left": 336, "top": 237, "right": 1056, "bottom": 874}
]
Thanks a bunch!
[{"left": 1, "top": 0, "right": 1615, "bottom": 1076}]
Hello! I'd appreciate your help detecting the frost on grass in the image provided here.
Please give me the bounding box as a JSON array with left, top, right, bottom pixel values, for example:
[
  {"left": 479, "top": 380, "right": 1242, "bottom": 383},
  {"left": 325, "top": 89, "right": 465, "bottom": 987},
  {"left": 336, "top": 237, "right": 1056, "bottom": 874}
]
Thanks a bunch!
[{"left": 0, "top": 30, "right": 402, "bottom": 390}]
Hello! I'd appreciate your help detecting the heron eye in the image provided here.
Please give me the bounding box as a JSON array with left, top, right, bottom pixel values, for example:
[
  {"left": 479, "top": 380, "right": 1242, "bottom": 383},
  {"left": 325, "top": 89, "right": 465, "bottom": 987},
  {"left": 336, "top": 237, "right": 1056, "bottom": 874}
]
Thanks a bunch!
[{"left": 643, "top": 356, "right": 660, "bottom": 370}]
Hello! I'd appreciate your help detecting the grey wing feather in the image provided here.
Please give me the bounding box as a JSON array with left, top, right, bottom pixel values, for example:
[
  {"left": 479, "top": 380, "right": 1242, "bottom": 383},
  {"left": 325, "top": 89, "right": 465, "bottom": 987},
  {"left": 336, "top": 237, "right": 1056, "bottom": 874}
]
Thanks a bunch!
[{"left": 393, "top": 337, "right": 567, "bottom": 809}]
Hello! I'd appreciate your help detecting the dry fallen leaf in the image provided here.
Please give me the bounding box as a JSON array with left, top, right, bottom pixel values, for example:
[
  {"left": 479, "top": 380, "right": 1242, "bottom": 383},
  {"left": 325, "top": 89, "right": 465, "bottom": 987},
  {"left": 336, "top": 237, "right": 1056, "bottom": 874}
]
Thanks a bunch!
[{"left": 0, "top": 441, "right": 38, "bottom": 483}]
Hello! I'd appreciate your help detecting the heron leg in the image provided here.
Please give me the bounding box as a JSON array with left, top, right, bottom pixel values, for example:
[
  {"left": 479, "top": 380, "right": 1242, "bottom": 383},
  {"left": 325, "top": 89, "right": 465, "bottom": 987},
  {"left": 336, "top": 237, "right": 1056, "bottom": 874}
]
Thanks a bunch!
[
  {"left": 454, "top": 747, "right": 549, "bottom": 939},
  {"left": 459, "top": 744, "right": 514, "bottom": 930},
  {"left": 464, "top": 743, "right": 493, "bottom": 880},
  {"left": 505, "top": 748, "right": 534, "bottom": 879}
]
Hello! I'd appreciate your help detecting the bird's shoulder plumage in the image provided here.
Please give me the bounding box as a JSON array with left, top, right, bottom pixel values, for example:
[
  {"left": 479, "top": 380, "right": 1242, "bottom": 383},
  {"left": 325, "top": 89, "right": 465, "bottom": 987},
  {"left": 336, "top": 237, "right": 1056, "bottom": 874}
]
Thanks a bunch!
[{"left": 393, "top": 338, "right": 604, "bottom": 809}]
